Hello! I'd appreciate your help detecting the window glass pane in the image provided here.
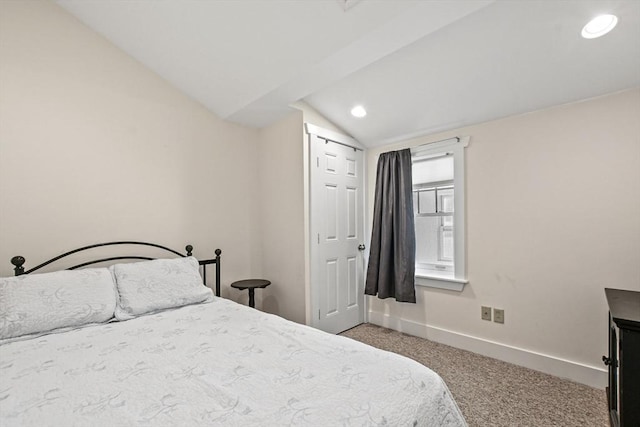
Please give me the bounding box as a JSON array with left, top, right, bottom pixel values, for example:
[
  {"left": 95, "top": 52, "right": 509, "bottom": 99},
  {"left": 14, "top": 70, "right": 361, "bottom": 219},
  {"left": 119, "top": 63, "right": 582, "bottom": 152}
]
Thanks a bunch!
[
  {"left": 438, "top": 189, "right": 454, "bottom": 213},
  {"left": 412, "top": 156, "right": 453, "bottom": 185},
  {"left": 439, "top": 228, "right": 454, "bottom": 261},
  {"left": 418, "top": 189, "right": 436, "bottom": 214},
  {"left": 415, "top": 216, "right": 440, "bottom": 264},
  {"left": 416, "top": 214, "right": 454, "bottom": 268}
]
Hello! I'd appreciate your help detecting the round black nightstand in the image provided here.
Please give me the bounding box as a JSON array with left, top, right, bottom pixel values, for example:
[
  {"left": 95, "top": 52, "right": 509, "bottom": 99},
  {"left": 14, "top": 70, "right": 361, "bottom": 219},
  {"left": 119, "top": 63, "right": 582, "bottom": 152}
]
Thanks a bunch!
[{"left": 230, "top": 279, "right": 271, "bottom": 308}]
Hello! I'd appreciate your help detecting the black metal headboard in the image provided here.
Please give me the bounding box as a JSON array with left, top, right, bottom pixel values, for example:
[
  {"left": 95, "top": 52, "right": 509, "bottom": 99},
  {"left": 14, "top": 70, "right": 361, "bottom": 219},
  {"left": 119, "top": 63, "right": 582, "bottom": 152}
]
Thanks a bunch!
[{"left": 10, "top": 241, "right": 222, "bottom": 297}]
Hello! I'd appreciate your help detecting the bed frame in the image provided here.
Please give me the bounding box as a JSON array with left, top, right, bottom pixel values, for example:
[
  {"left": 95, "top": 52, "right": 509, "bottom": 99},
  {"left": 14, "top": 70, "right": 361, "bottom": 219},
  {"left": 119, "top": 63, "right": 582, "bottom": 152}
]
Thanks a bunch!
[{"left": 9, "top": 241, "right": 222, "bottom": 297}]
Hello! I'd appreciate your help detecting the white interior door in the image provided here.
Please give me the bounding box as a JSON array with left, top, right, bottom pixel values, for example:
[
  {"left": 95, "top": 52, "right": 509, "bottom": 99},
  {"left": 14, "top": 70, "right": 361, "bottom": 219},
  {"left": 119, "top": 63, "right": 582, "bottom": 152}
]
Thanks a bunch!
[{"left": 309, "top": 129, "right": 365, "bottom": 334}]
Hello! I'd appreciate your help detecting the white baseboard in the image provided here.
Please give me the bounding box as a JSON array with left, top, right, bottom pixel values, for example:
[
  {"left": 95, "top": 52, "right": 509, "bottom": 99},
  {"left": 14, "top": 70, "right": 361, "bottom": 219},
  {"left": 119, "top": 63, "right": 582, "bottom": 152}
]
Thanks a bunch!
[{"left": 367, "top": 312, "right": 607, "bottom": 389}]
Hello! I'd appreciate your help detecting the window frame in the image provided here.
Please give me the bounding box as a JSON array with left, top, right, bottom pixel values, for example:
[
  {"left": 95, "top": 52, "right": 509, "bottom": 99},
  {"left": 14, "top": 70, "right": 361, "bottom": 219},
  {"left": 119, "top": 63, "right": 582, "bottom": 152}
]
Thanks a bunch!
[{"left": 411, "top": 137, "right": 469, "bottom": 290}]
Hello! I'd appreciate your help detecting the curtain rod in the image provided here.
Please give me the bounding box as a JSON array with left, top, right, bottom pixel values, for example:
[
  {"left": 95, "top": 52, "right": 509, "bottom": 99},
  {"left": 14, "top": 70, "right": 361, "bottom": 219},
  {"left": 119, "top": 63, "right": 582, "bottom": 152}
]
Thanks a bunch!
[{"left": 319, "top": 136, "right": 361, "bottom": 152}]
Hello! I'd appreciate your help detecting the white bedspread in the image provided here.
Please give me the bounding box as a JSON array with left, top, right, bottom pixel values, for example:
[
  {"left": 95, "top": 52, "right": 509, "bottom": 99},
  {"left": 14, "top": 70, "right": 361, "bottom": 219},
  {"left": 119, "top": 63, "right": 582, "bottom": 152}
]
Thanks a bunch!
[{"left": 0, "top": 297, "right": 466, "bottom": 426}]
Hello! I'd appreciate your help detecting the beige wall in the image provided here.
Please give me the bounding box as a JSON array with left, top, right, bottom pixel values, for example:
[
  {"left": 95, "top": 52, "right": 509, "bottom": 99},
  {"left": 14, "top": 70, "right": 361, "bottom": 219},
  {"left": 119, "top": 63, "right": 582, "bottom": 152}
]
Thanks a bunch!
[
  {"left": 0, "top": 0, "right": 262, "bottom": 291},
  {"left": 254, "top": 110, "right": 306, "bottom": 323},
  {"left": 367, "top": 88, "right": 640, "bottom": 386}
]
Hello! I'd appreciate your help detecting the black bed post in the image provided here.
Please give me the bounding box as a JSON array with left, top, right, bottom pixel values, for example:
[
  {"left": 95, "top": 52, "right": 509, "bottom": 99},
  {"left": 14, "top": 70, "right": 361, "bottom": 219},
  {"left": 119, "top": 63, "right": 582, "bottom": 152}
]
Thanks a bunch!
[
  {"left": 185, "top": 245, "right": 193, "bottom": 257},
  {"left": 215, "top": 249, "right": 222, "bottom": 297},
  {"left": 11, "top": 256, "right": 25, "bottom": 276}
]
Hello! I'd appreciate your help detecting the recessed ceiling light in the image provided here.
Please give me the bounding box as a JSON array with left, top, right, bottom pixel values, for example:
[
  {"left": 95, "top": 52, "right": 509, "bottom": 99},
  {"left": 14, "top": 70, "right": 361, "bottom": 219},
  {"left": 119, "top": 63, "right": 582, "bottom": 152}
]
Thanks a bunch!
[
  {"left": 351, "top": 105, "right": 367, "bottom": 118},
  {"left": 582, "top": 14, "right": 618, "bottom": 39}
]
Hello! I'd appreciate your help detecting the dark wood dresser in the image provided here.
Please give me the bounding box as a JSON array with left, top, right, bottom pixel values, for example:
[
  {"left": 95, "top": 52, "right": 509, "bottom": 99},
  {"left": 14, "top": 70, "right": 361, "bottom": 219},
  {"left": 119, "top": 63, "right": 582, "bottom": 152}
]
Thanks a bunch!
[{"left": 604, "top": 288, "right": 640, "bottom": 427}]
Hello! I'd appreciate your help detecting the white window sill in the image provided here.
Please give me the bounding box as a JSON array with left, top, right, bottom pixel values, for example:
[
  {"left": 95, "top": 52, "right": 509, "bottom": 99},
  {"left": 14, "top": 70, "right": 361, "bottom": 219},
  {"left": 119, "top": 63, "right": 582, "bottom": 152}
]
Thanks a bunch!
[{"left": 415, "top": 272, "right": 468, "bottom": 292}]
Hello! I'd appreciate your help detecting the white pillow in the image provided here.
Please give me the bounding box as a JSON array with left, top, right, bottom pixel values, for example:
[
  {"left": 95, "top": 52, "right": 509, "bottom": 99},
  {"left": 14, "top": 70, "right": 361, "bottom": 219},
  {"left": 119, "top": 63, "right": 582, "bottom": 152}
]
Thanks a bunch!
[
  {"left": 112, "top": 256, "right": 212, "bottom": 320},
  {"left": 0, "top": 268, "right": 116, "bottom": 340}
]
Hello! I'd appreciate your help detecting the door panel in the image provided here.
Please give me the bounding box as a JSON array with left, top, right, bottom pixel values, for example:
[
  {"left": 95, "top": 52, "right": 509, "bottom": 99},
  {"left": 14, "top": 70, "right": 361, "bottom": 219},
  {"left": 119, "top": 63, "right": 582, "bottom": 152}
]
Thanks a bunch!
[
  {"left": 310, "top": 134, "right": 365, "bottom": 334},
  {"left": 346, "top": 187, "right": 357, "bottom": 238},
  {"left": 325, "top": 184, "right": 338, "bottom": 240},
  {"left": 347, "top": 256, "right": 357, "bottom": 308},
  {"left": 326, "top": 259, "right": 338, "bottom": 315}
]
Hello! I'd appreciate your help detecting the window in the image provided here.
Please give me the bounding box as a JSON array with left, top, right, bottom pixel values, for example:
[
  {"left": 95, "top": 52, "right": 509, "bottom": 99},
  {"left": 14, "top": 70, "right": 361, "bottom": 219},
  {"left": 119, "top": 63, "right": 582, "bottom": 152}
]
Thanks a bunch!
[
  {"left": 413, "top": 181, "right": 454, "bottom": 273},
  {"left": 411, "top": 137, "right": 468, "bottom": 290}
]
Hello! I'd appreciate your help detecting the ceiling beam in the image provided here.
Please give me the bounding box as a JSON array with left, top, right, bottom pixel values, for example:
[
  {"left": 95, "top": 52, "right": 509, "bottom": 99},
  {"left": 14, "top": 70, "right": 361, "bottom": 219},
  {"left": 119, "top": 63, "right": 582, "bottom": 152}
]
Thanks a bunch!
[{"left": 226, "top": 0, "right": 495, "bottom": 127}]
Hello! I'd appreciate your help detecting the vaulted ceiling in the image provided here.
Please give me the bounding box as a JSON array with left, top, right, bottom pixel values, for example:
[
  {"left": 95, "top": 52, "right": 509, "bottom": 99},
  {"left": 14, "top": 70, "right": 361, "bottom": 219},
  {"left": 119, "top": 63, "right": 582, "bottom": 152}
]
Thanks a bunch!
[{"left": 57, "top": 0, "right": 640, "bottom": 147}]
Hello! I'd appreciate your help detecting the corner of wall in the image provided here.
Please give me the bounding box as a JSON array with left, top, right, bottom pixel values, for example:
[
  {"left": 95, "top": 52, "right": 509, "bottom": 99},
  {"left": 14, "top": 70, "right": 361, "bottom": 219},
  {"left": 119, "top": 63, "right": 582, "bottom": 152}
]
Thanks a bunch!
[
  {"left": 291, "top": 101, "right": 352, "bottom": 137},
  {"left": 255, "top": 110, "right": 306, "bottom": 323}
]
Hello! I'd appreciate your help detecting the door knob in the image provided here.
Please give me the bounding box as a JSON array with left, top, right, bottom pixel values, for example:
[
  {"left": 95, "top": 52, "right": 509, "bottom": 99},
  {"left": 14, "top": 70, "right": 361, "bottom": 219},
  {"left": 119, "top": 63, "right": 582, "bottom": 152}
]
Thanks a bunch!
[
  {"left": 602, "top": 355, "right": 617, "bottom": 367},
  {"left": 358, "top": 244, "right": 366, "bottom": 251}
]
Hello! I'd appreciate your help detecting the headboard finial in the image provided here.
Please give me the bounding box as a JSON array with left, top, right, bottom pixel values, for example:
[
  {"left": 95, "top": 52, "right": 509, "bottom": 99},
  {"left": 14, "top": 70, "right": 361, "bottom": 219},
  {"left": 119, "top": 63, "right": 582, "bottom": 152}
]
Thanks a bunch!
[
  {"left": 215, "top": 248, "right": 222, "bottom": 256},
  {"left": 11, "top": 256, "right": 25, "bottom": 276},
  {"left": 186, "top": 245, "right": 193, "bottom": 256}
]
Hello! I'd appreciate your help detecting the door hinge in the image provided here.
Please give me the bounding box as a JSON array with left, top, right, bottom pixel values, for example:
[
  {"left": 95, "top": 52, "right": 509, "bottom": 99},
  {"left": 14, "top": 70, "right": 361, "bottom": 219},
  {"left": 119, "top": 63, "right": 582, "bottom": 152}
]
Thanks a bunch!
[
  {"left": 318, "top": 309, "right": 320, "bottom": 320},
  {"left": 317, "top": 233, "right": 320, "bottom": 244},
  {"left": 316, "top": 157, "right": 319, "bottom": 167}
]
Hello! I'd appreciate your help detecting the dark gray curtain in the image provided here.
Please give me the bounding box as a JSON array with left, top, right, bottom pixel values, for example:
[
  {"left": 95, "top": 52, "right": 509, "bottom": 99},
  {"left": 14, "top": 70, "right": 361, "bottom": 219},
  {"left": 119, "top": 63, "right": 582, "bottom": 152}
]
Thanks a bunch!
[{"left": 365, "top": 149, "right": 416, "bottom": 303}]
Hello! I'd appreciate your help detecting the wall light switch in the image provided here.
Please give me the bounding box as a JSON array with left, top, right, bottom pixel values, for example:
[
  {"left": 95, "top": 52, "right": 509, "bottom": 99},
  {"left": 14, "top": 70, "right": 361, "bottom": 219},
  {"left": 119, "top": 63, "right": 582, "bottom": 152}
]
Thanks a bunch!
[
  {"left": 494, "top": 308, "right": 505, "bottom": 324},
  {"left": 481, "top": 306, "right": 492, "bottom": 321}
]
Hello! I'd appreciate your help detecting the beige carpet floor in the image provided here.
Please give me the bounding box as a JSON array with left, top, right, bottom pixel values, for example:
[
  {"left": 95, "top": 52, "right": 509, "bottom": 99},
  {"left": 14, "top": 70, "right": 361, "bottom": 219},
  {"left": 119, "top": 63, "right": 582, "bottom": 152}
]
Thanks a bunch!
[{"left": 341, "top": 323, "right": 609, "bottom": 427}]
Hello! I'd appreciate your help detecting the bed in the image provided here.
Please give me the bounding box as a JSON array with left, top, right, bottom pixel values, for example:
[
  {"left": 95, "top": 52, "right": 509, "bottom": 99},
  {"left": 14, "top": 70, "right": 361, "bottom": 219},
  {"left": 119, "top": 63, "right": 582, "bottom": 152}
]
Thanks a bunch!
[{"left": 0, "top": 242, "right": 466, "bottom": 426}]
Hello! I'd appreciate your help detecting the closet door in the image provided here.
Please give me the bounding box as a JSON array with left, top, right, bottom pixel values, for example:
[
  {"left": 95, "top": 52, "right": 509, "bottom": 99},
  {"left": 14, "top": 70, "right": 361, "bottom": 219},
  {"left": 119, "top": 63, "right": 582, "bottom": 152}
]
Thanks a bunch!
[{"left": 310, "top": 130, "right": 365, "bottom": 334}]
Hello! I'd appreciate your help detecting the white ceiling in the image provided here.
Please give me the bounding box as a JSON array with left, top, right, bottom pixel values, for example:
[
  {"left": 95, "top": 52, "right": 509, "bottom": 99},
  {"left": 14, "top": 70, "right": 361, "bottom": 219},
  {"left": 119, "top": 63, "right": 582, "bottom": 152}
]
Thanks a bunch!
[{"left": 57, "top": 0, "right": 640, "bottom": 147}]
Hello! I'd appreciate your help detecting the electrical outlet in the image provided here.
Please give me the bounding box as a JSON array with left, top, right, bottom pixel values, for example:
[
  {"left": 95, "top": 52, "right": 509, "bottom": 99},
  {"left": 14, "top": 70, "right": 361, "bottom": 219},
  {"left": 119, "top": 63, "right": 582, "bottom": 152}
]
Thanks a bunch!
[
  {"left": 494, "top": 308, "right": 505, "bottom": 324},
  {"left": 481, "top": 306, "right": 492, "bottom": 321}
]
